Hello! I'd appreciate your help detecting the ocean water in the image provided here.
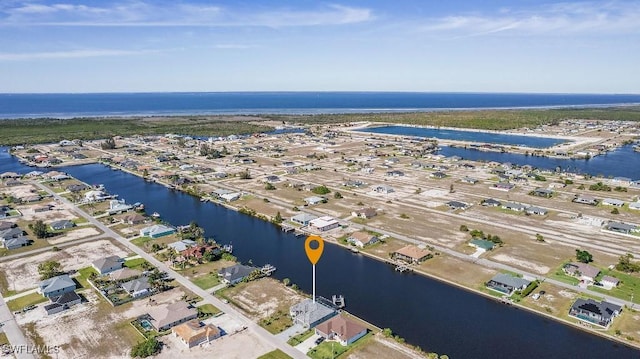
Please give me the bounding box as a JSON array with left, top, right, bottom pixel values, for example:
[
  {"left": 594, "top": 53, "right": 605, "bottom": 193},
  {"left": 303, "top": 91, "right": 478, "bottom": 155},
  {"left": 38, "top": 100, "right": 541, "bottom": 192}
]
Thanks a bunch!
[{"left": 1, "top": 92, "right": 640, "bottom": 118}]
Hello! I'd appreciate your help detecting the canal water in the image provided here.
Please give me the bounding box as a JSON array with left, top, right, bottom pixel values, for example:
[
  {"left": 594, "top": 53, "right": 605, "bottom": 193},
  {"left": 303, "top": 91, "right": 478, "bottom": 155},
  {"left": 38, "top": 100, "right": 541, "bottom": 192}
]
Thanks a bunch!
[
  {"left": 358, "top": 125, "right": 567, "bottom": 148},
  {"left": 1, "top": 148, "right": 638, "bottom": 357}
]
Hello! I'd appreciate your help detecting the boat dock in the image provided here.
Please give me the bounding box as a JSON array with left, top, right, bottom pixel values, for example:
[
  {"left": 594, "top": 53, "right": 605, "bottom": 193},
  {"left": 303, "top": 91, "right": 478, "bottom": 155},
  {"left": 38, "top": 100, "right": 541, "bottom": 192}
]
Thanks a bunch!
[{"left": 280, "top": 224, "right": 295, "bottom": 232}]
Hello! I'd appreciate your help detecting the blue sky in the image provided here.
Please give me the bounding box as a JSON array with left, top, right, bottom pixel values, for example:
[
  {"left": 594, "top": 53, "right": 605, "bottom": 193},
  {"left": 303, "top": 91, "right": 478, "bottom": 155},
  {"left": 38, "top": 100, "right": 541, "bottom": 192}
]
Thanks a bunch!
[{"left": 0, "top": 0, "right": 638, "bottom": 93}]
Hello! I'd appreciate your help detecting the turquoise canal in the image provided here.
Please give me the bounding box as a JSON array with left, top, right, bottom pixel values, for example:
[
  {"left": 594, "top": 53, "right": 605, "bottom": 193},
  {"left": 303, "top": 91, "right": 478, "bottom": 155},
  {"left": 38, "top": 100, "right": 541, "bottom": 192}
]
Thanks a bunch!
[
  {"left": 1, "top": 150, "right": 636, "bottom": 358},
  {"left": 357, "top": 125, "right": 568, "bottom": 148}
]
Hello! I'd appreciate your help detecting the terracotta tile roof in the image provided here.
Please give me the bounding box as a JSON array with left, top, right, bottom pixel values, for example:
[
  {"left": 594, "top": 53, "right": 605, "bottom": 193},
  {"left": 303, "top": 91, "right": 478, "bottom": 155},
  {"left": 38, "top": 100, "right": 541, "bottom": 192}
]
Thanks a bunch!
[
  {"left": 172, "top": 320, "right": 221, "bottom": 345},
  {"left": 316, "top": 314, "right": 366, "bottom": 343}
]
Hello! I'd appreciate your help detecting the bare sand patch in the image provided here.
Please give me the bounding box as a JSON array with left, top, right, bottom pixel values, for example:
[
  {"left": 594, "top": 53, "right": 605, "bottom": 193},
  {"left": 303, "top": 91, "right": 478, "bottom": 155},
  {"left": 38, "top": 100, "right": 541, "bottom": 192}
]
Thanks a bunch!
[
  {"left": 158, "top": 329, "right": 273, "bottom": 359},
  {"left": 0, "top": 239, "right": 128, "bottom": 292},
  {"left": 490, "top": 253, "right": 550, "bottom": 275},
  {"left": 48, "top": 227, "right": 101, "bottom": 245}
]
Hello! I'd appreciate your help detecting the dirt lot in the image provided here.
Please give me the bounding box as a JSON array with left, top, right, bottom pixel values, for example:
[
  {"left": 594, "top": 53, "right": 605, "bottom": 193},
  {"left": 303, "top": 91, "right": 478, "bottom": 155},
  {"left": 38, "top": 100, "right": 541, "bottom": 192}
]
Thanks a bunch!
[
  {"left": 221, "top": 278, "right": 306, "bottom": 321},
  {"left": 347, "top": 334, "right": 425, "bottom": 359},
  {"left": 0, "top": 239, "right": 128, "bottom": 292},
  {"left": 419, "top": 255, "right": 498, "bottom": 289},
  {"left": 48, "top": 227, "right": 102, "bottom": 245},
  {"left": 15, "top": 286, "right": 197, "bottom": 358},
  {"left": 158, "top": 329, "right": 274, "bottom": 359}
]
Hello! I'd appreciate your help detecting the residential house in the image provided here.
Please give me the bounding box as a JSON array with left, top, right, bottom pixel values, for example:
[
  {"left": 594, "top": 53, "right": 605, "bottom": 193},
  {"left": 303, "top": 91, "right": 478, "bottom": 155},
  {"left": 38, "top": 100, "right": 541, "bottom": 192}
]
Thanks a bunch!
[
  {"left": 569, "top": 299, "right": 621, "bottom": 328},
  {"left": 181, "top": 245, "right": 217, "bottom": 261},
  {"left": 84, "top": 190, "right": 110, "bottom": 202},
  {"left": 220, "top": 192, "right": 241, "bottom": 202},
  {"left": 0, "top": 227, "right": 24, "bottom": 242},
  {"left": 373, "top": 185, "right": 394, "bottom": 194},
  {"left": 601, "top": 276, "right": 620, "bottom": 290},
  {"left": 481, "top": 198, "right": 502, "bottom": 207},
  {"left": 573, "top": 195, "right": 599, "bottom": 206},
  {"left": 123, "top": 213, "right": 146, "bottom": 225},
  {"left": 486, "top": 273, "right": 531, "bottom": 296},
  {"left": 531, "top": 188, "right": 554, "bottom": 198},
  {"left": 392, "top": 245, "right": 432, "bottom": 264},
  {"left": 140, "top": 224, "right": 176, "bottom": 238},
  {"left": 501, "top": 202, "right": 527, "bottom": 212},
  {"left": 38, "top": 274, "right": 76, "bottom": 298},
  {"left": 34, "top": 205, "right": 53, "bottom": 213},
  {"left": 304, "top": 196, "right": 326, "bottom": 206},
  {"left": 525, "top": 206, "right": 548, "bottom": 216},
  {"left": 602, "top": 198, "right": 625, "bottom": 207},
  {"left": 22, "top": 194, "right": 41, "bottom": 203},
  {"left": 3, "top": 236, "right": 30, "bottom": 250},
  {"left": 469, "top": 239, "right": 495, "bottom": 251},
  {"left": 309, "top": 216, "right": 340, "bottom": 232},
  {"left": 430, "top": 171, "right": 447, "bottom": 179},
  {"left": 168, "top": 239, "right": 197, "bottom": 252},
  {"left": 44, "top": 291, "right": 82, "bottom": 315},
  {"left": 290, "top": 299, "right": 338, "bottom": 328},
  {"left": 218, "top": 264, "right": 258, "bottom": 285},
  {"left": 49, "top": 220, "right": 75, "bottom": 231},
  {"left": 172, "top": 320, "right": 221, "bottom": 348},
  {"left": 629, "top": 202, "right": 640, "bottom": 211},
  {"left": 291, "top": 213, "right": 318, "bottom": 226},
  {"left": 107, "top": 199, "right": 133, "bottom": 215},
  {"left": 446, "top": 201, "right": 469, "bottom": 210},
  {"left": 121, "top": 277, "right": 151, "bottom": 298},
  {"left": 109, "top": 268, "right": 142, "bottom": 282},
  {"left": 0, "top": 221, "right": 16, "bottom": 231},
  {"left": 605, "top": 222, "right": 638, "bottom": 234},
  {"left": 351, "top": 208, "right": 377, "bottom": 219},
  {"left": 315, "top": 314, "right": 368, "bottom": 346},
  {"left": 264, "top": 175, "right": 280, "bottom": 183},
  {"left": 5, "top": 179, "right": 22, "bottom": 187},
  {"left": 92, "top": 256, "right": 123, "bottom": 275},
  {"left": 211, "top": 189, "right": 233, "bottom": 198},
  {"left": 461, "top": 176, "right": 478, "bottom": 184},
  {"left": 492, "top": 183, "right": 515, "bottom": 191},
  {"left": 348, "top": 231, "right": 379, "bottom": 248},
  {"left": 611, "top": 177, "right": 632, "bottom": 186},
  {"left": 148, "top": 301, "right": 198, "bottom": 331},
  {"left": 386, "top": 170, "right": 405, "bottom": 177},
  {"left": 563, "top": 262, "right": 600, "bottom": 283}
]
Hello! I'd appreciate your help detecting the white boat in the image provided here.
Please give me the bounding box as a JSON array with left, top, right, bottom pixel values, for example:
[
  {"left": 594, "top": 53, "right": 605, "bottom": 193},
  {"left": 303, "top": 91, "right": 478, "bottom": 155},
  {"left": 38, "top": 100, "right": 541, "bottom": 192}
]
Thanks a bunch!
[{"left": 151, "top": 212, "right": 160, "bottom": 218}]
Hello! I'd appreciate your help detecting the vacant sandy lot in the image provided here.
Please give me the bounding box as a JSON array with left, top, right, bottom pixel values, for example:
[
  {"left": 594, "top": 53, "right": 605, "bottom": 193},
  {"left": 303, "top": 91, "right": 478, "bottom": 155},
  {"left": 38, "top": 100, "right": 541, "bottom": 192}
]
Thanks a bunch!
[
  {"left": 0, "top": 239, "right": 128, "bottom": 292},
  {"left": 17, "top": 203, "right": 78, "bottom": 222},
  {"left": 223, "top": 278, "right": 305, "bottom": 320},
  {"left": 48, "top": 227, "right": 102, "bottom": 245},
  {"left": 158, "top": 329, "right": 273, "bottom": 359},
  {"left": 348, "top": 335, "right": 425, "bottom": 359}
]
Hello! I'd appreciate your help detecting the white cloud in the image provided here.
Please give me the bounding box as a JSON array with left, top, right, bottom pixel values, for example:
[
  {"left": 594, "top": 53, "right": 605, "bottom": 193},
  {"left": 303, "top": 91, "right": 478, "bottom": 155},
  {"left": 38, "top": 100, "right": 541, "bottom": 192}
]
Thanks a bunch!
[
  {"left": 420, "top": 1, "right": 640, "bottom": 37},
  {"left": 0, "top": 48, "right": 161, "bottom": 61},
  {"left": 0, "top": 1, "right": 373, "bottom": 27}
]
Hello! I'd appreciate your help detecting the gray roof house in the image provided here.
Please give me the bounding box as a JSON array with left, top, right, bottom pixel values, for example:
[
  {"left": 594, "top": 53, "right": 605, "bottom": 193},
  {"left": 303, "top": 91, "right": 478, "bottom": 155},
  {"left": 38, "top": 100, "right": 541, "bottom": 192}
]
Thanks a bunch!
[
  {"left": 481, "top": 198, "right": 502, "bottom": 207},
  {"left": 290, "top": 299, "right": 338, "bottom": 328},
  {"left": 0, "top": 227, "right": 23, "bottom": 240},
  {"left": 573, "top": 195, "right": 598, "bottom": 206},
  {"left": 3, "top": 236, "right": 30, "bottom": 250},
  {"left": 502, "top": 202, "right": 527, "bottom": 212},
  {"left": 218, "top": 264, "right": 257, "bottom": 285},
  {"left": 304, "top": 196, "right": 326, "bottom": 205},
  {"left": 291, "top": 213, "right": 318, "bottom": 226},
  {"left": 92, "top": 256, "right": 123, "bottom": 275},
  {"left": 38, "top": 274, "right": 76, "bottom": 298},
  {"left": 563, "top": 262, "right": 601, "bottom": 282},
  {"left": 149, "top": 301, "right": 198, "bottom": 331},
  {"left": 121, "top": 277, "right": 151, "bottom": 298},
  {"left": 486, "top": 273, "right": 531, "bottom": 296},
  {"left": 44, "top": 291, "right": 82, "bottom": 315},
  {"left": 606, "top": 222, "right": 638, "bottom": 234},
  {"left": 531, "top": 188, "right": 554, "bottom": 198},
  {"left": 569, "top": 299, "right": 622, "bottom": 328},
  {"left": 602, "top": 198, "right": 625, "bottom": 207},
  {"left": 446, "top": 201, "right": 469, "bottom": 210},
  {"left": 50, "top": 219, "right": 75, "bottom": 231},
  {"left": 525, "top": 206, "right": 548, "bottom": 216}
]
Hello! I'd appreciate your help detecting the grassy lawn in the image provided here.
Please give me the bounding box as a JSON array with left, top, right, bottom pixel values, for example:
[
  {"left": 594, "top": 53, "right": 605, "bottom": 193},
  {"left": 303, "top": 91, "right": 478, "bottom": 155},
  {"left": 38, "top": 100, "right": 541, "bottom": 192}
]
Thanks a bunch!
[
  {"left": 287, "top": 329, "right": 314, "bottom": 346},
  {"left": 191, "top": 274, "right": 220, "bottom": 290},
  {"left": 257, "top": 349, "right": 292, "bottom": 359},
  {"left": 196, "top": 303, "right": 221, "bottom": 318},
  {"left": 0, "top": 332, "right": 9, "bottom": 346},
  {"left": 308, "top": 332, "right": 373, "bottom": 359},
  {"left": 548, "top": 267, "right": 580, "bottom": 286},
  {"left": 0, "top": 271, "right": 16, "bottom": 296},
  {"left": 130, "top": 236, "right": 154, "bottom": 247},
  {"left": 589, "top": 269, "right": 640, "bottom": 304},
  {"left": 259, "top": 309, "right": 294, "bottom": 334},
  {"left": 0, "top": 239, "right": 51, "bottom": 258},
  {"left": 7, "top": 292, "right": 49, "bottom": 312},
  {"left": 124, "top": 258, "right": 149, "bottom": 270},
  {"left": 77, "top": 266, "right": 98, "bottom": 289}
]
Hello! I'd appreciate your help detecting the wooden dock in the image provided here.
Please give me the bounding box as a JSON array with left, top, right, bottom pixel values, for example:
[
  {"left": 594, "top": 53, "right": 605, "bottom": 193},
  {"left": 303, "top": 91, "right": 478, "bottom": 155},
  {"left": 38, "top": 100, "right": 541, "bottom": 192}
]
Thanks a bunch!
[{"left": 280, "top": 224, "right": 294, "bottom": 232}]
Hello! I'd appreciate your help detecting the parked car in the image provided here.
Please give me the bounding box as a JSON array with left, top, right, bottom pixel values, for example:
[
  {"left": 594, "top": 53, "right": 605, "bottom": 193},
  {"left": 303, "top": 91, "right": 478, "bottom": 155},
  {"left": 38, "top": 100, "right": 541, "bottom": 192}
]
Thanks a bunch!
[{"left": 315, "top": 337, "right": 325, "bottom": 345}]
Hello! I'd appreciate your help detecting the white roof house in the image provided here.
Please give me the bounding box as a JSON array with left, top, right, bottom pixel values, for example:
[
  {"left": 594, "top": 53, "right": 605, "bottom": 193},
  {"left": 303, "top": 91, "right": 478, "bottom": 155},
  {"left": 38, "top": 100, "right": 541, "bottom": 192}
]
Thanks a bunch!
[{"left": 309, "top": 216, "right": 340, "bottom": 232}]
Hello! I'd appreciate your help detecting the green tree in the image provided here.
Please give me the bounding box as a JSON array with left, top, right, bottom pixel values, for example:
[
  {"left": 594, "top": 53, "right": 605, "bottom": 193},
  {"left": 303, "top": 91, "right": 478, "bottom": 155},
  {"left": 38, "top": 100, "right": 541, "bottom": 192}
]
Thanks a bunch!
[
  {"left": 32, "top": 220, "right": 49, "bottom": 238},
  {"left": 576, "top": 249, "right": 593, "bottom": 263},
  {"left": 273, "top": 211, "right": 283, "bottom": 224},
  {"left": 611, "top": 208, "right": 620, "bottom": 214},
  {"left": 265, "top": 182, "right": 276, "bottom": 190},
  {"left": 282, "top": 278, "right": 290, "bottom": 286},
  {"left": 238, "top": 170, "right": 251, "bottom": 180},
  {"left": 312, "top": 185, "right": 331, "bottom": 195},
  {"left": 616, "top": 253, "right": 640, "bottom": 273},
  {"left": 459, "top": 225, "right": 469, "bottom": 232},
  {"left": 535, "top": 233, "right": 545, "bottom": 242},
  {"left": 334, "top": 191, "right": 343, "bottom": 199},
  {"left": 130, "top": 337, "right": 161, "bottom": 358},
  {"left": 38, "top": 260, "right": 63, "bottom": 280},
  {"left": 101, "top": 137, "right": 116, "bottom": 150},
  {"left": 382, "top": 328, "right": 393, "bottom": 338}
]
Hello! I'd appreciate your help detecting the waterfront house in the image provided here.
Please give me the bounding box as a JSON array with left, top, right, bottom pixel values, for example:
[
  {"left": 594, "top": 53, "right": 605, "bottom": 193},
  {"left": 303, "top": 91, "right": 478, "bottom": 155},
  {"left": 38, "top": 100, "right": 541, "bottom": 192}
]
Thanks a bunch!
[
  {"left": 373, "top": 185, "right": 394, "bottom": 194},
  {"left": 525, "top": 206, "right": 548, "bottom": 216},
  {"left": 49, "top": 219, "right": 75, "bottom": 231},
  {"left": 291, "top": 213, "right": 318, "bottom": 226},
  {"left": 84, "top": 190, "right": 109, "bottom": 202},
  {"left": 469, "top": 239, "right": 495, "bottom": 251},
  {"left": 347, "top": 231, "right": 379, "bottom": 248},
  {"left": 121, "top": 277, "right": 151, "bottom": 298},
  {"left": 569, "top": 299, "right": 621, "bottom": 328},
  {"left": 38, "top": 274, "right": 76, "bottom": 298},
  {"left": 123, "top": 213, "right": 147, "bottom": 225},
  {"left": 168, "top": 239, "right": 197, "bottom": 252},
  {"left": 351, "top": 207, "right": 377, "bottom": 219},
  {"left": 573, "top": 195, "right": 598, "bottom": 206},
  {"left": 211, "top": 189, "right": 233, "bottom": 198},
  {"left": 172, "top": 320, "right": 221, "bottom": 348},
  {"left": 446, "top": 201, "right": 469, "bottom": 210},
  {"left": 563, "top": 262, "right": 600, "bottom": 283},
  {"left": 220, "top": 192, "right": 241, "bottom": 202},
  {"left": 148, "top": 301, "right": 198, "bottom": 331},
  {"left": 531, "top": 188, "right": 554, "bottom": 198},
  {"left": 218, "top": 264, "right": 258, "bottom": 285},
  {"left": 108, "top": 199, "right": 134, "bottom": 215},
  {"left": 600, "top": 276, "right": 620, "bottom": 290},
  {"left": 44, "top": 291, "right": 82, "bottom": 315},
  {"left": 605, "top": 221, "right": 638, "bottom": 234},
  {"left": 92, "top": 256, "right": 123, "bottom": 275},
  {"left": 392, "top": 245, "right": 432, "bottom": 264},
  {"left": 481, "top": 198, "right": 502, "bottom": 207},
  {"left": 486, "top": 273, "right": 531, "bottom": 296},
  {"left": 315, "top": 314, "right": 368, "bottom": 346},
  {"left": 602, "top": 198, "right": 625, "bottom": 207},
  {"left": 304, "top": 196, "right": 326, "bottom": 206},
  {"left": 309, "top": 216, "right": 340, "bottom": 232},
  {"left": 181, "top": 245, "right": 217, "bottom": 262},
  {"left": 290, "top": 299, "right": 338, "bottom": 328},
  {"left": 140, "top": 224, "right": 176, "bottom": 238}
]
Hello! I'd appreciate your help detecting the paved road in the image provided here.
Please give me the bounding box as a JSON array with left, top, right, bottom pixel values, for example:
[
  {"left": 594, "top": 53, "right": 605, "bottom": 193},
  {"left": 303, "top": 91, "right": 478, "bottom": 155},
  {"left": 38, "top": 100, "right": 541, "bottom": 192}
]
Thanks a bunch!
[
  {"left": 0, "top": 295, "right": 35, "bottom": 359},
  {"left": 34, "top": 181, "right": 307, "bottom": 359},
  {"left": 0, "top": 234, "right": 109, "bottom": 263}
]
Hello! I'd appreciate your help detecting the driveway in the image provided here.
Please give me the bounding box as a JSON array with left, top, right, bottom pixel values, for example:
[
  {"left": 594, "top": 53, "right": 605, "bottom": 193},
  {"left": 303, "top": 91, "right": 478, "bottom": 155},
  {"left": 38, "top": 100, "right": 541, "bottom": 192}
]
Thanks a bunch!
[{"left": 295, "top": 333, "right": 323, "bottom": 355}]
